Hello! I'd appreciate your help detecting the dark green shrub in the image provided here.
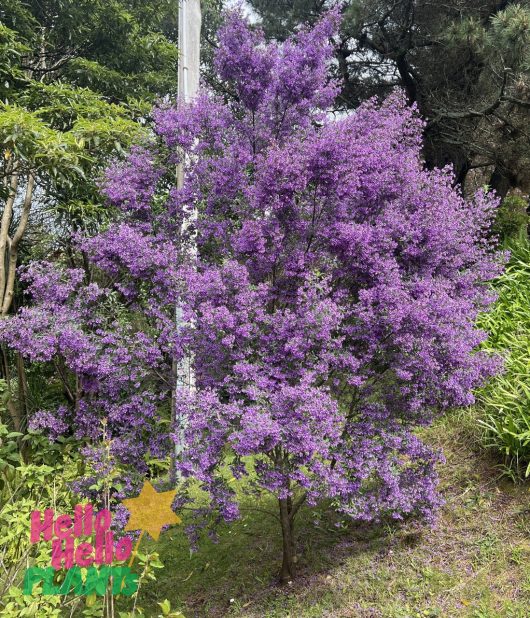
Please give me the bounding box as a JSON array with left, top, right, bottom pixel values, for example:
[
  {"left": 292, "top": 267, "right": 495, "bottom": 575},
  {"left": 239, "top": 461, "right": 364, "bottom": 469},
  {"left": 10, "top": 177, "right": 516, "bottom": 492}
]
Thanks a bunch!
[{"left": 492, "top": 195, "right": 528, "bottom": 243}]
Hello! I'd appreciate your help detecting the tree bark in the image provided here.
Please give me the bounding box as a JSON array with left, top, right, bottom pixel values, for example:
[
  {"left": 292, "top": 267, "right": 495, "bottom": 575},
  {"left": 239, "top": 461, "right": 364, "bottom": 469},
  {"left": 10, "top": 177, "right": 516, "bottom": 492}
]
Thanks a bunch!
[
  {"left": 0, "top": 169, "right": 19, "bottom": 311},
  {"left": 489, "top": 165, "right": 516, "bottom": 199},
  {"left": 277, "top": 491, "right": 306, "bottom": 583},
  {"left": 0, "top": 171, "right": 34, "bottom": 436}
]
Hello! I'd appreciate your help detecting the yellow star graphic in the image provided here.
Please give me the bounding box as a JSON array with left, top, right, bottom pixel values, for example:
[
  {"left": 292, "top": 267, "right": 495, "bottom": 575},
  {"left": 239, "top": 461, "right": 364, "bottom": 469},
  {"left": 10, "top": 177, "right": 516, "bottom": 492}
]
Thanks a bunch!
[{"left": 122, "top": 480, "right": 182, "bottom": 542}]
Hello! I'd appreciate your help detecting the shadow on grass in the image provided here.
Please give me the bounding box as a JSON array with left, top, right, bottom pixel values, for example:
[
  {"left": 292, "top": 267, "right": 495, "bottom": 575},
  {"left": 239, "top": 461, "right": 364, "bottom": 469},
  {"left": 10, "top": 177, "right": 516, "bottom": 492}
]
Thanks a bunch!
[{"left": 134, "top": 491, "right": 414, "bottom": 618}]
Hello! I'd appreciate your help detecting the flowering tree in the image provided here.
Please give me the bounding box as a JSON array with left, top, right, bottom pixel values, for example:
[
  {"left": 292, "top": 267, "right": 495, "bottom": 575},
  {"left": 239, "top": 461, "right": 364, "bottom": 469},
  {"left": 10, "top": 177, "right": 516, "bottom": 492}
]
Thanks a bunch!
[{"left": 1, "top": 10, "right": 502, "bottom": 581}]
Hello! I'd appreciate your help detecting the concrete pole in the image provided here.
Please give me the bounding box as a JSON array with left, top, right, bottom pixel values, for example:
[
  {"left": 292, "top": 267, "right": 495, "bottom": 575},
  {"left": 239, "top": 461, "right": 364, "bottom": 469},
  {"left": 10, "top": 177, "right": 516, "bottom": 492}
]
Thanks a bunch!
[{"left": 173, "top": 0, "right": 201, "bottom": 469}]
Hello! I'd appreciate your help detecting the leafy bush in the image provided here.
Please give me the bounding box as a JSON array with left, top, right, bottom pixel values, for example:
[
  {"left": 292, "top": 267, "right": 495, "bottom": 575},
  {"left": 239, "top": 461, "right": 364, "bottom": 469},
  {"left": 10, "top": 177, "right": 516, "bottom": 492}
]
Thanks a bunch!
[
  {"left": 0, "top": 409, "right": 170, "bottom": 617},
  {"left": 478, "top": 240, "right": 530, "bottom": 478},
  {"left": 1, "top": 9, "right": 504, "bottom": 583},
  {"left": 0, "top": 425, "right": 79, "bottom": 616}
]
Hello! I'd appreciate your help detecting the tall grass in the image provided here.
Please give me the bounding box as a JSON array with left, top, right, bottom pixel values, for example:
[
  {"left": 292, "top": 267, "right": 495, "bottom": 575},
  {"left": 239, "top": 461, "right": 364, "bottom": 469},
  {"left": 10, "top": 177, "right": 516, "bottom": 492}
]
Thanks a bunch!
[{"left": 478, "top": 239, "right": 530, "bottom": 478}]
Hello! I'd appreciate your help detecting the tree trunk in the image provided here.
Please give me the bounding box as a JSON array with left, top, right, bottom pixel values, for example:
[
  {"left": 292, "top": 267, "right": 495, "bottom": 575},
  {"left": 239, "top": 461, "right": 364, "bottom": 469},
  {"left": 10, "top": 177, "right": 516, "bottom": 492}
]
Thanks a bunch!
[
  {"left": 1, "top": 346, "right": 22, "bottom": 432},
  {"left": 0, "top": 169, "right": 19, "bottom": 312},
  {"left": 278, "top": 497, "right": 296, "bottom": 583},
  {"left": 16, "top": 352, "right": 28, "bottom": 425},
  {"left": 1, "top": 173, "right": 34, "bottom": 317}
]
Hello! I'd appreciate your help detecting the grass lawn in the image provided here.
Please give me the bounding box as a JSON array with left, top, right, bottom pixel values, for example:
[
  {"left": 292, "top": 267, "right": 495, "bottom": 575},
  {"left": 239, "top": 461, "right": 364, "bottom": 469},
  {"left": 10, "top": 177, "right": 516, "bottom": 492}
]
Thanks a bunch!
[{"left": 135, "top": 410, "right": 530, "bottom": 618}]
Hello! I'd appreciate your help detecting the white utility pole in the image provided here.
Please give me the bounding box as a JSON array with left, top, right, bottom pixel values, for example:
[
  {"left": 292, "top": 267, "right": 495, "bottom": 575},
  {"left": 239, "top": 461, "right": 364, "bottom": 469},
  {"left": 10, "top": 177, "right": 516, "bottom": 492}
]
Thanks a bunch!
[
  {"left": 178, "top": 0, "right": 201, "bottom": 106},
  {"left": 173, "top": 0, "right": 201, "bottom": 467}
]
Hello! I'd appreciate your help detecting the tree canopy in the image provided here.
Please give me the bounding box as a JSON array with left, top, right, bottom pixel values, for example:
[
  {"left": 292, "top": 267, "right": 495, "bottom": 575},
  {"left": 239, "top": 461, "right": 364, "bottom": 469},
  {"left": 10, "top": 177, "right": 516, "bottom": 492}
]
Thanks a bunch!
[{"left": 1, "top": 8, "right": 503, "bottom": 582}]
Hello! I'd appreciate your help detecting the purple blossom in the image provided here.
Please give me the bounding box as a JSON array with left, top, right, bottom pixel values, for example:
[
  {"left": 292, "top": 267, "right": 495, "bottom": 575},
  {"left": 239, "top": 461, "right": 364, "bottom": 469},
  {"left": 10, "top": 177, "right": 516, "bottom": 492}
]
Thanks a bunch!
[{"left": 29, "top": 407, "right": 69, "bottom": 441}]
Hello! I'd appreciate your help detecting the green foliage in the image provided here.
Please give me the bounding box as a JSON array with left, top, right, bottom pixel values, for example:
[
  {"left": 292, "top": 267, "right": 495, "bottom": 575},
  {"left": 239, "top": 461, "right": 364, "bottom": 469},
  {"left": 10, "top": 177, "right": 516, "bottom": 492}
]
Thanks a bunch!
[
  {"left": 242, "top": 0, "right": 324, "bottom": 40},
  {"left": 0, "top": 0, "right": 177, "bottom": 273},
  {"left": 1, "top": 587, "right": 63, "bottom": 617},
  {"left": 478, "top": 240, "right": 530, "bottom": 478},
  {"left": 0, "top": 380, "right": 80, "bottom": 615},
  {"left": 0, "top": 413, "right": 174, "bottom": 617},
  {"left": 121, "top": 550, "right": 166, "bottom": 616},
  {"left": 0, "top": 22, "right": 27, "bottom": 98},
  {"left": 156, "top": 599, "right": 186, "bottom": 618},
  {"left": 0, "top": 0, "right": 179, "bottom": 101},
  {"left": 0, "top": 102, "right": 85, "bottom": 174},
  {"left": 491, "top": 4, "right": 530, "bottom": 66},
  {"left": 0, "top": 423, "right": 22, "bottom": 473},
  {"left": 0, "top": 81, "right": 146, "bottom": 191}
]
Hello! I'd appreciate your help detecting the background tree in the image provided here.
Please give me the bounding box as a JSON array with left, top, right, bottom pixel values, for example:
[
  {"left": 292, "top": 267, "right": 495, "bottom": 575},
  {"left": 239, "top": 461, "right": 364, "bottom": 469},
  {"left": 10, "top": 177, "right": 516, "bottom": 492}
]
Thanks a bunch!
[
  {"left": 248, "top": 0, "right": 530, "bottom": 198},
  {"left": 0, "top": 0, "right": 179, "bottom": 101},
  {"left": 0, "top": 0, "right": 182, "bottom": 432}
]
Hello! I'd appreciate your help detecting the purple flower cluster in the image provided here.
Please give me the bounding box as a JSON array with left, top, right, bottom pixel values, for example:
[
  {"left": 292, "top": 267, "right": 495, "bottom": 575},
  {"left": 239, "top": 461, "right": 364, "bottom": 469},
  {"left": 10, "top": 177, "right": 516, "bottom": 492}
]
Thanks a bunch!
[
  {"left": 29, "top": 407, "right": 69, "bottom": 441},
  {"left": 0, "top": 10, "right": 502, "bottom": 532}
]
